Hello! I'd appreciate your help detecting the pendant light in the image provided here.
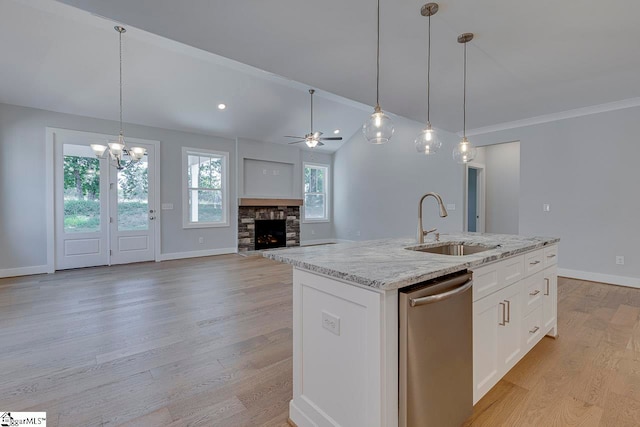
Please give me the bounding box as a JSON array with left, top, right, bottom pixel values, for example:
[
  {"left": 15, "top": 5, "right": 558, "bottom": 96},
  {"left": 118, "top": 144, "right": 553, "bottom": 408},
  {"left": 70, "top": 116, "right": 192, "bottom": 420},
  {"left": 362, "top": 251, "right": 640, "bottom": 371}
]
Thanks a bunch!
[
  {"left": 362, "top": 0, "right": 394, "bottom": 144},
  {"left": 91, "top": 26, "right": 146, "bottom": 170},
  {"left": 453, "top": 32, "right": 477, "bottom": 164},
  {"left": 415, "top": 3, "right": 442, "bottom": 155}
]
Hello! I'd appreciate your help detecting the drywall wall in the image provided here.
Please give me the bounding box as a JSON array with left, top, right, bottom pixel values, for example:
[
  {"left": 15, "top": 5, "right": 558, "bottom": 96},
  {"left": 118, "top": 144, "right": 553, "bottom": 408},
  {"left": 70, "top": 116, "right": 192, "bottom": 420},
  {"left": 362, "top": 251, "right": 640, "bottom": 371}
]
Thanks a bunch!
[
  {"left": 0, "top": 103, "right": 237, "bottom": 273},
  {"left": 484, "top": 141, "right": 520, "bottom": 234},
  {"left": 333, "top": 116, "right": 464, "bottom": 241},
  {"left": 236, "top": 138, "right": 334, "bottom": 243},
  {"left": 471, "top": 106, "right": 639, "bottom": 284},
  {"left": 243, "top": 158, "right": 295, "bottom": 197}
]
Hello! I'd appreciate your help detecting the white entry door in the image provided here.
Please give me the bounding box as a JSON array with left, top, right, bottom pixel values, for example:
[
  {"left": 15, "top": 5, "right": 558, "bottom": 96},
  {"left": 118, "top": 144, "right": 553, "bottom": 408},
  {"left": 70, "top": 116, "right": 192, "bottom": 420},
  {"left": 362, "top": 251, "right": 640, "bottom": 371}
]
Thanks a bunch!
[
  {"left": 55, "top": 142, "right": 110, "bottom": 270},
  {"left": 109, "top": 142, "right": 157, "bottom": 264},
  {"left": 54, "top": 129, "right": 158, "bottom": 270}
]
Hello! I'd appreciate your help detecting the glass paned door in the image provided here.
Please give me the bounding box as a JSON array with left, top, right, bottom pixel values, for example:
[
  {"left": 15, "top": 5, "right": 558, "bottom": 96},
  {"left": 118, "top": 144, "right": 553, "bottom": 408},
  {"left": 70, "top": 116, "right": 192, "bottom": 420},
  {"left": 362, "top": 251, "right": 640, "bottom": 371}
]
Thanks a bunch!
[
  {"left": 110, "top": 142, "right": 156, "bottom": 265},
  {"left": 55, "top": 142, "right": 109, "bottom": 270}
]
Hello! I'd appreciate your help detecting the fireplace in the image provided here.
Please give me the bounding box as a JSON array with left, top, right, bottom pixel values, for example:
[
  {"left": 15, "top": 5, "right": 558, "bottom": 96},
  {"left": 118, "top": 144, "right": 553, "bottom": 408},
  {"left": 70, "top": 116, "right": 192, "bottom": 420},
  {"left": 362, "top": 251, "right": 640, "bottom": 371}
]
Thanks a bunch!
[
  {"left": 254, "top": 220, "right": 286, "bottom": 250},
  {"left": 237, "top": 199, "right": 302, "bottom": 252}
]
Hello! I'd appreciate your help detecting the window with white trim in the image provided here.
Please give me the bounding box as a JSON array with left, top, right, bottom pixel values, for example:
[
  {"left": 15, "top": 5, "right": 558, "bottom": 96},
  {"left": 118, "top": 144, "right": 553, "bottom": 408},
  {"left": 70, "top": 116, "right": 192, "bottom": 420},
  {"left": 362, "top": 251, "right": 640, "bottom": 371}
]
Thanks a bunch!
[
  {"left": 303, "top": 163, "right": 329, "bottom": 222},
  {"left": 182, "top": 148, "right": 229, "bottom": 228}
]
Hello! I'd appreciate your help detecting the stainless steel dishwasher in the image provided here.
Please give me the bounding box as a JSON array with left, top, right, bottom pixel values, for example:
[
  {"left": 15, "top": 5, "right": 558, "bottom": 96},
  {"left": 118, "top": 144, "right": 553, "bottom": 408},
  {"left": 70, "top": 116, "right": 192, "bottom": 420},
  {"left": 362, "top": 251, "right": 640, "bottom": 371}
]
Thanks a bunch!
[{"left": 399, "top": 270, "right": 473, "bottom": 427}]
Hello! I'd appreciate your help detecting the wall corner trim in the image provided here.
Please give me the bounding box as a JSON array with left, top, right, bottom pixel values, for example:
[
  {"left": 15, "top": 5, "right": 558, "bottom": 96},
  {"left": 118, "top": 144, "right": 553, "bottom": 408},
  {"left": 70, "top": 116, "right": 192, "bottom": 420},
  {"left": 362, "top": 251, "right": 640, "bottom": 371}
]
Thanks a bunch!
[{"left": 558, "top": 268, "right": 640, "bottom": 289}]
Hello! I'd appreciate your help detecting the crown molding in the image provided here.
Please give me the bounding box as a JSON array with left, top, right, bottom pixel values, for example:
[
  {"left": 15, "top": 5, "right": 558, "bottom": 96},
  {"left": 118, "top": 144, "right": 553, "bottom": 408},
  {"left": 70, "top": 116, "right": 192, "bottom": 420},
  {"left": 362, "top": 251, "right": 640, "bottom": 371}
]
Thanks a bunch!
[{"left": 463, "top": 97, "right": 640, "bottom": 137}]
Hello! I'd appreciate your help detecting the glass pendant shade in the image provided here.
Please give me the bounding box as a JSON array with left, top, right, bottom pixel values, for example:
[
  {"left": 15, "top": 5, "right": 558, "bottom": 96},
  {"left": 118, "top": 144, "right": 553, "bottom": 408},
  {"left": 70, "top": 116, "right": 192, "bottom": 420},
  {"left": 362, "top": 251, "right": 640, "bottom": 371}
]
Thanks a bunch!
[
  {"left": 306, "top": 138, "right": 319, "bottom": 148},
  {"left": 414, "top": 124, "right": 442, "bottom": 154},
  {"left": 90, "top": 144, "right": 108, "bottom": 157},
  {"left": 129, "top": 146, "right": 146, "bottom": 160},
  {"left": 452, "top": 136, "right": 477, "bottom": 164},
  {"left": 108, "top": 141, "right": 125, "bottom": 157},
  {"left": 363, "top": 107, "right": 394, "bottom": 144}
]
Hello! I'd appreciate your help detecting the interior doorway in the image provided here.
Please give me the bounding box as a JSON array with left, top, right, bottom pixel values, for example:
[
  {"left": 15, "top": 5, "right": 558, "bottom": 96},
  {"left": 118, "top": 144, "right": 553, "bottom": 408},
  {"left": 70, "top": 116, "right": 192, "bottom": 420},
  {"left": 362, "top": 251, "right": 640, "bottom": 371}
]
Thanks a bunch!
[
  {"left": 49, "top": 128, "right": 160, "bottom": 270},
  {"left": 464, "top": 163, "right": 485, "bottom": 233}
]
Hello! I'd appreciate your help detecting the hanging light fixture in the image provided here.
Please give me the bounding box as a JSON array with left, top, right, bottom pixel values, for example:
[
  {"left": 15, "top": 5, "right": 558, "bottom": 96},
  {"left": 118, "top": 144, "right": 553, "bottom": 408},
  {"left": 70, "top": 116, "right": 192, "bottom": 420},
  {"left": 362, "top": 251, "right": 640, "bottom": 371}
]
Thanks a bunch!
[
  {"left": 453, "top": 32, "right": 477, "bottom": 164},
  {"left": 362, "top": 0, "right": 394, "bottom": 144},
  {"left": 415, "top": 3, "right": 442, "bottom": 155},
  {"left": 91, "top": 26, "right": 146, "bottom": 170}
]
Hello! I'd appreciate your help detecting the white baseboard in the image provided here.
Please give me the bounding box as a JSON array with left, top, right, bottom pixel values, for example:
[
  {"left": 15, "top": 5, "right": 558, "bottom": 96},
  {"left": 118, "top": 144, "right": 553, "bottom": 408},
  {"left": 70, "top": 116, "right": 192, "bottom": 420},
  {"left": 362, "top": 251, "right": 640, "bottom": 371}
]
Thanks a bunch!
[
  {"left": 300, "top": 239, "right": 336, "bottom": 246},
  {"left": 158, "top": 247, "right": 237, "bottom": 261},
  {"left": 335, "top": 239, "right": 355, "bottom": 243},
  {"left": 558, "top": 268, "right": 640, "bottom": 289},
  {"left": 0, "top": 265, "right": 50, "bottom": 279}
]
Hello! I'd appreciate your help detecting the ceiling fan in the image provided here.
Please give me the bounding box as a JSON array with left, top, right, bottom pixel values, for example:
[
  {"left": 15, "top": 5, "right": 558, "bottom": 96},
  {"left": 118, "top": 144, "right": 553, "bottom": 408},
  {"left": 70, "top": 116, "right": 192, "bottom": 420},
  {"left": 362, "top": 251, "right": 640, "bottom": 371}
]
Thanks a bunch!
[{"left": 285, "top": 89, "right": 343, "bottom": 148}]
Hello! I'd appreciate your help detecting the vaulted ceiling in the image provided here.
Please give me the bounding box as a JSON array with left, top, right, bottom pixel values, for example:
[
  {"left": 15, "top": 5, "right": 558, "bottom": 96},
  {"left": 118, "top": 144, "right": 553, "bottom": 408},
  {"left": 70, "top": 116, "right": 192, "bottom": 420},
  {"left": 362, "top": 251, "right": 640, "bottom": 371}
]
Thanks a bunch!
[{"left": 3, "top": 0, "right": 640, "bottom": 151}]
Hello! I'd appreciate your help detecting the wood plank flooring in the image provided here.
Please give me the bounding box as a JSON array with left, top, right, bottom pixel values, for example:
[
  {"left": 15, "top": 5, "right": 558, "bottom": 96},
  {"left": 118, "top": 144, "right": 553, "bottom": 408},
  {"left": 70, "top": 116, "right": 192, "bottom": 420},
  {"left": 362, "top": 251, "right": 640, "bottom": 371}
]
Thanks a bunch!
[{"left": 1, "top": 256, "right": 640, "bottom": 426}]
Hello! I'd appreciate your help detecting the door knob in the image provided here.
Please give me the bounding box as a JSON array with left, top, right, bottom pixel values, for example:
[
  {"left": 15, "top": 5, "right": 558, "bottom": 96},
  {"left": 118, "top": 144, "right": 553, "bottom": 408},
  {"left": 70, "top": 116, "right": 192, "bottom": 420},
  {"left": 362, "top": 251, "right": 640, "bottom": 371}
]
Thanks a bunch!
[
  {"left": 149, "top": 216, "right": 156, "bottom": 220},
  {"left": 149, "top": 209, "right": 155, "bottom": 213}
]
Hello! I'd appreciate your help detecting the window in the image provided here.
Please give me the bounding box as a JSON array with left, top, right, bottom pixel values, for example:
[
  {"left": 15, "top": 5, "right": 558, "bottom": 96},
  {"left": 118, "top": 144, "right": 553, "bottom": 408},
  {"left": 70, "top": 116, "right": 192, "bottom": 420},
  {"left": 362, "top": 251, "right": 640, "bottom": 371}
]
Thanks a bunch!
[
  {"left": 182, "top": 148, "right": 229, "bottom": 228},
  {"left": 303, "top": 163, "right": 329, "bottom": 222}
]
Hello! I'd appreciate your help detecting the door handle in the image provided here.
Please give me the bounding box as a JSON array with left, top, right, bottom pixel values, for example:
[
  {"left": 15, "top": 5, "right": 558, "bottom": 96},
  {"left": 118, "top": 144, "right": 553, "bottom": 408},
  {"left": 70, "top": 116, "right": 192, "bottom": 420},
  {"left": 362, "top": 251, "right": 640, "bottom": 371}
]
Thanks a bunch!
[
  {"left": 409, "top": 278, "right": 472, "bottom": 307},
  {"left": 529, "top": 326, "right": 540, "bottom": 334},
  {"left": 499, "top": 302, "right": 506, "bottom": 326},
  {"left": 544, "top": 278, "right": 550, "bottom": 295},
  {"left": 529, "top": 260, "right": 541, "bottom": 265},
  {"left": 504, "top": 300, "right": 511, "bottom": 323},
  {"left": 546, "top": 254, "right": 556, "bottom": 258},
  {"left": 149, "top": 216, "right": 156, "bottom": 220}
]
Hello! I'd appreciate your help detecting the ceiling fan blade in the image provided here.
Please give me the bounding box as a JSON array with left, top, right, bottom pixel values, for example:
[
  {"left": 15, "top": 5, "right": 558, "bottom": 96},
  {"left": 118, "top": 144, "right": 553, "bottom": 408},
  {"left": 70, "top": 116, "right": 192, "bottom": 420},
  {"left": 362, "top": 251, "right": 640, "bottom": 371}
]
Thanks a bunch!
[
  {"left": 316, "top": 141, "right": 325, "bottom": 147},
  {"left": 284, "top": 135, "right": 305, "bottom": 139},
  {"left": 288, "top": 140, "right": 305, "bottom": 145},
  {"left": 319, "top": 137, "right": 343, "bottom": 141}
]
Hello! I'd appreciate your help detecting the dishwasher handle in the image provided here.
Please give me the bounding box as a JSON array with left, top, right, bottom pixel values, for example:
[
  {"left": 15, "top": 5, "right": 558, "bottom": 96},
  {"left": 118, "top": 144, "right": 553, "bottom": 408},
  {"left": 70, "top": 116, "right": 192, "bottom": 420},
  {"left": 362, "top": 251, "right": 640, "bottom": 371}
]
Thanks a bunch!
[{"left": 409, "top": 276, "right": 473, "bottom": 307}]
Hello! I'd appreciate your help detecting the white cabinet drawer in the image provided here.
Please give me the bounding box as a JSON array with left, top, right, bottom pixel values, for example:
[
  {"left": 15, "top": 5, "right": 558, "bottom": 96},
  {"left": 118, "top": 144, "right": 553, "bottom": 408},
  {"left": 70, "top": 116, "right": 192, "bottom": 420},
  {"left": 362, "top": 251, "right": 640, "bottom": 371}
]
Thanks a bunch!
[
  {"left": 544, "top": 245, "right": 558, "bottom": 268},
  {"left": 472, "top": 255, "right": 524, "bottom": 302},
  {"left": 522, "top": 272, "right": 543, "bottom": 315},
  {"left": 522, "top": 305, "right": 544, "bottom": 352},
  {"left": 524, "top": 249, "right": 544, "bottom": 276},
  {"left": 498, "top": 256, "right": 524, "bottom": 288}
]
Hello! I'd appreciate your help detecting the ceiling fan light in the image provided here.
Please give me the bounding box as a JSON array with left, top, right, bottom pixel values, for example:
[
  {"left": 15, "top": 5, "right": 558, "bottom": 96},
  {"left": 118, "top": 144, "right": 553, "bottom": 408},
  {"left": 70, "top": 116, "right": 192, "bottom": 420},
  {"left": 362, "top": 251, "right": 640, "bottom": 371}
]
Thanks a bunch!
[
  {"left": 363, "top": 108, "right": 394, "bottom": 144},
  {"left": 414, "top": 125, "right": 442, "bottom": 154},
  {"left": 306, "top": 139, "right": 319, "bottom": 148}
]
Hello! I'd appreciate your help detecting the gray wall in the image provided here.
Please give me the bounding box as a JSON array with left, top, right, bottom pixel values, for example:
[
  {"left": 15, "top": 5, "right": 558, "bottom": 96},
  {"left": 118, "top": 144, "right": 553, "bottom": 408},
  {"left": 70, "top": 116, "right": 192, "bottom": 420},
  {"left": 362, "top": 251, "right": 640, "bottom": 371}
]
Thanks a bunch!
[
  {"left": 236, "top": 138, "right": 334, "bottom": 243},
  {"left": 484, "top": 142, "right": 520, "bottom": 234},
  {"left": 471, "top": 107, "right": 639, "bottom": 281},
  {"left": 333, "top": 116, "right": 464, "bottom": 241},
  {"left": 0, "top": 103, "right": 237, "bottom": 270}
]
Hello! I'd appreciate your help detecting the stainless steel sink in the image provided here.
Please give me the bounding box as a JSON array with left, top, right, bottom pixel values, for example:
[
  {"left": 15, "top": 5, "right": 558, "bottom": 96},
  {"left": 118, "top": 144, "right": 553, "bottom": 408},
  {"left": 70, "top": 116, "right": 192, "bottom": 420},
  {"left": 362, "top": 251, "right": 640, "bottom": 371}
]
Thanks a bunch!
[{"left": 406, "top": 243, "right": 496, "bottom": 256}]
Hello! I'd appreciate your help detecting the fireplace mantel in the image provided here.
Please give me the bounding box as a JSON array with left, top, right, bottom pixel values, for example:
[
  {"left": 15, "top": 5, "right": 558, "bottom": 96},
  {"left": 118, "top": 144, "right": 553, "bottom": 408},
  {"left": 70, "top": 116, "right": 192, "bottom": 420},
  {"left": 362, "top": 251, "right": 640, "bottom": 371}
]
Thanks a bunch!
[{"left": 238, "top": 198, "right": 303, "bottom": 207}]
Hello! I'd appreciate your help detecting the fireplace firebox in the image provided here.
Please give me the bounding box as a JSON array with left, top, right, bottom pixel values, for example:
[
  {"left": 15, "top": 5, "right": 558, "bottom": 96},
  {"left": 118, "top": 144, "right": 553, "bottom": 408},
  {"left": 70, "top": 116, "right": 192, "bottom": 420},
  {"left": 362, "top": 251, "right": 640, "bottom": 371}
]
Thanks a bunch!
[{"left": 254, "top": 220, "right": 286, "bottom": 250}]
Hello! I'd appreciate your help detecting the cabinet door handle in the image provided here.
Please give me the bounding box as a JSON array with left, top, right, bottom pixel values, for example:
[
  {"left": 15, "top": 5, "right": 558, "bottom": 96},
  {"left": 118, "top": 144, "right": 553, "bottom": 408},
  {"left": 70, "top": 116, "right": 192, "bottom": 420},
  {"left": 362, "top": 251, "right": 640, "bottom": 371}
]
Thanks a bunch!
[
  {"left": 529, "top": 260, "right": 541, "bottom": 265},
  {"left": 529, "top": 326, "right": 540, "bottom": 334},
  {"left": 504, "top": 300, "right": 511, "bottom": 323},
  {"left": 544, "top": 278, "right": 550, "bottom": 296},
  {"left": 529, "top": 289, "right": 540, "bottom": 296},
  {"left": 546, "top": 254, "right": 556, "bottom": 258},
  {"left": 499, "top": 302, "right": 506, "bottom": 326}
]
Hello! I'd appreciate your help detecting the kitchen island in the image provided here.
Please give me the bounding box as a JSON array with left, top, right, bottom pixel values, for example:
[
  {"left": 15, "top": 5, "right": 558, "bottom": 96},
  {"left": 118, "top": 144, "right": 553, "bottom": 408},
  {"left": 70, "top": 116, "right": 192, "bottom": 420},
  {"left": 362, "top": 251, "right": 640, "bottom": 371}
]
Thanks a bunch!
[{"left": 265, "top": 232, "right": 559, "bottom": 427}]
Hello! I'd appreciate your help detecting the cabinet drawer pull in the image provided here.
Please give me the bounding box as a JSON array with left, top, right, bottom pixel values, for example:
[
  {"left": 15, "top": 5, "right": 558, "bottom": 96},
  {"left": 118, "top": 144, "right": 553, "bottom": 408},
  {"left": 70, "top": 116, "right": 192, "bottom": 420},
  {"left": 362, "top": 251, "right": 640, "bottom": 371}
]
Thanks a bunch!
[
  {"left": 504, "top": 300, "right": 511, "bottom": 323},
  {"left": 498, "top": 302, "right": 506, "bottom": 326},
  {"left": 529, "top": 289, "right": 540, "bottom": 296},
  {"left": 546, "top": 254, "right": 556, "bottom": 258},
  {"left": 544, "top": 278, "right": 550, "bottom": 296},
  {"left": 529, "top": 260, "right": 541, "bottom": 265},
  {"left": 529, "top": 326, "right": 540, "bottom": 334}
]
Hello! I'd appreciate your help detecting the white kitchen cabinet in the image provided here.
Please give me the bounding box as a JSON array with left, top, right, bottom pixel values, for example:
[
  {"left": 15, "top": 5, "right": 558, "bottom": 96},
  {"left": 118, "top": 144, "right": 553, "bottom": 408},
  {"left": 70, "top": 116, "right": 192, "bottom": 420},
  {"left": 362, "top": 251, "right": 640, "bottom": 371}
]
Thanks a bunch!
[
  {"left": 472, "top": 244, "right": 558, "bottom": 404},
  {"left": 472, "top": 279, "right": 522, "bottom": 403}
]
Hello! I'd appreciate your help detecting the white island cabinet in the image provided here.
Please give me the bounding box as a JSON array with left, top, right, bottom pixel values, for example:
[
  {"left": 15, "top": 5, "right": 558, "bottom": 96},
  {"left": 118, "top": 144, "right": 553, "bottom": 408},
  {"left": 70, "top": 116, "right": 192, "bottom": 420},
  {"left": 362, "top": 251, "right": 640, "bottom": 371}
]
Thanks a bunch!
[{"left": 265, "top": 233, "right": 559, "bottom": 427}]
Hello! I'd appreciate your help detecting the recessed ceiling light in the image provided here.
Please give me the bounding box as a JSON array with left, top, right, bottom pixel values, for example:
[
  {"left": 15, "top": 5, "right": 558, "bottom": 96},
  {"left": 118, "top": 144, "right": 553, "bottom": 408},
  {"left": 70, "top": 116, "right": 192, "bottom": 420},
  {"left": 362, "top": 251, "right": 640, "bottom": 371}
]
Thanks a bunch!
[
  {"left": 333, "top": 129, "right": 340, "bottom": 134},
  {"left": 217, "top": 103, "right": 227, "bottom": 110}
]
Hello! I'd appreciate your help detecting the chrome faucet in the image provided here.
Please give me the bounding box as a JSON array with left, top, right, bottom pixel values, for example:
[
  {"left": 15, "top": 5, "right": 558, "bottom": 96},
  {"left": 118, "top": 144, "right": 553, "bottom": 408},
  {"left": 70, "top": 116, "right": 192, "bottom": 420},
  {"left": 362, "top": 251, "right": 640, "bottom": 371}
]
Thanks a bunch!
[{"left": 417, "top": 192, "right": 448, "bottom": 243}]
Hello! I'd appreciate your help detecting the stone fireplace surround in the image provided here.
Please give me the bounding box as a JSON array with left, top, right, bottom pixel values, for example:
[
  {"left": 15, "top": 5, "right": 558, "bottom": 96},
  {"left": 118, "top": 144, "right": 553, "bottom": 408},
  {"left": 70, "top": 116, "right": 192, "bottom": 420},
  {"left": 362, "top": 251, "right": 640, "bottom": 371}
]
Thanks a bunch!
[{"left": 237, "top": 198, "right": 302, "bottom": 252}]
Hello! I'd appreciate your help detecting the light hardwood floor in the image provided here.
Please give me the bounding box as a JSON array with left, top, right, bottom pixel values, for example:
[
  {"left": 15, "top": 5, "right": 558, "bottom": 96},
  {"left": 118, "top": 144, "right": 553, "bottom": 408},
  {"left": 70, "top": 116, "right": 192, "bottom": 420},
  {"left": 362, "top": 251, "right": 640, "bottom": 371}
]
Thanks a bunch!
[{"left": 1, "top": 255, "right": 639, "bottom": 426}]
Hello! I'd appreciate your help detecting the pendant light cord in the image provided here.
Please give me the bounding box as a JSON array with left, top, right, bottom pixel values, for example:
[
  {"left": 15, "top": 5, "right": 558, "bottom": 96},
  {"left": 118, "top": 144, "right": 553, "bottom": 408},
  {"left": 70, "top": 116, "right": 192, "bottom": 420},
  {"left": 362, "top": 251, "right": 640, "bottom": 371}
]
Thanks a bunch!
[
  {"left": 376, "top": 0, "right": 380, "bottom": 107},
  {"left": 119, "top": 29, "right": 123, "bottom": 136},
  {"left": 427, "top": 13, "right": 431, "bottom": 124},
  {"left": 463, "top": 41, "right": 467, "bottom": 138}
]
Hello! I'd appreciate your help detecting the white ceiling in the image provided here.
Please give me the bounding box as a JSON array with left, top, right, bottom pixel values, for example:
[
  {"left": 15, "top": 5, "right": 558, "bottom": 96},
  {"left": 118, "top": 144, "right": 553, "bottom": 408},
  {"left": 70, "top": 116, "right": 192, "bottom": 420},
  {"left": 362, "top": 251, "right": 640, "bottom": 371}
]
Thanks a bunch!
[
  {"left": 3, "top": 0, "right": 640, "bottom": 152},
  {"left": 50, "top": 0, "right": 640, "bottom": 133},
  {"left": 0, "top": 0, "right": 372, "bottom": 152}
]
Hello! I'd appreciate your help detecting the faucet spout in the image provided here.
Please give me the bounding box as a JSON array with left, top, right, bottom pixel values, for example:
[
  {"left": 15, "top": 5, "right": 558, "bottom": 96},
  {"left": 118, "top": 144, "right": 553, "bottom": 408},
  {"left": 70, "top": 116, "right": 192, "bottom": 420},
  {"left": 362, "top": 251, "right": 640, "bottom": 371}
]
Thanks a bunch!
[{"left": 417, "top": 192, "right": 448, "bottom": 243}]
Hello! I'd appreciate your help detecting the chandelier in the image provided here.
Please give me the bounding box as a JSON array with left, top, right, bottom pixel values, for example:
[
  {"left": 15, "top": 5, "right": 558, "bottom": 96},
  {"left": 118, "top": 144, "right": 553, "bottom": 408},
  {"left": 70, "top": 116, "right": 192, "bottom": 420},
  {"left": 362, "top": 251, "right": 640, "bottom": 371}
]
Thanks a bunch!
[{"left": 91, "top": 26, "right": 146, "bottom": 169}]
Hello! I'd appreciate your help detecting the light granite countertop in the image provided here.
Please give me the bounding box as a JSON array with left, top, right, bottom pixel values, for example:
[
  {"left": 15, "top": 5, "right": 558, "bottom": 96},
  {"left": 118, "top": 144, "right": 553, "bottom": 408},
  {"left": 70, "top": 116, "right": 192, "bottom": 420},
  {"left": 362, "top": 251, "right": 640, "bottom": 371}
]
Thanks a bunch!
[{"left": 263, "top": 232, "right": 560, "bottom": 291}]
